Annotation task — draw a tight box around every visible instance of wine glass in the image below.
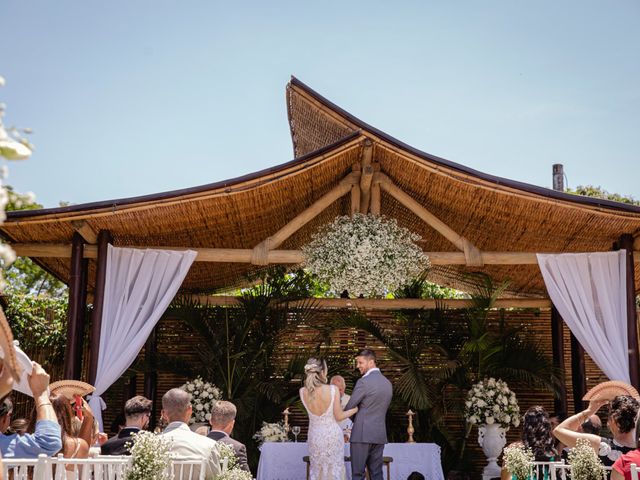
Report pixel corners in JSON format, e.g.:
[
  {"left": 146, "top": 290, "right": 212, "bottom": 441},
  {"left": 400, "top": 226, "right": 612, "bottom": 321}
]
[{"left": 292, "top": 426, "right": 301, "bottom": 442}]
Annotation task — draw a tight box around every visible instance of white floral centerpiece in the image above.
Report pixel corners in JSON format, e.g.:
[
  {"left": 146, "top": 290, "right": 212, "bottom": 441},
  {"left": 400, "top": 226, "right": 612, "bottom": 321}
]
[
  {"left": 465, "top": 377, "right": 520, "bottom": 428},
  {"left": 180, "top": 377, "right": 221, "bottom": 424},
  {"left": 124, "top": 431, "right": 172, "bottom": 480},
  {"left": 568, "top": 438, "right": 606, "bottom": 480},
  {"left": 253, "top": 421, "right": 288, "bottom": 445},
  {"left": 502, "top": 444, "right": 534, "bottom": 480},
  {"left": 302, "top": 214, "right": 430, "bottom": 297}
]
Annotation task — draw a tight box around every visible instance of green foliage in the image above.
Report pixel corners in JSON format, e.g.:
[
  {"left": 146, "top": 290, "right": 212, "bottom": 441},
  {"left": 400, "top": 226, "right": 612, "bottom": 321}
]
[
  {"left": 394, "top": 273, "right": 466, "bottom": 299},
  {"left": 5, "top": 257, "right": 67, "bottom": 297},
  {"left": 2, "top": 293, "right": 68, "bottom": 364},
  {"left": 565, "top": 185, "right": 640, "bottom": 206}
]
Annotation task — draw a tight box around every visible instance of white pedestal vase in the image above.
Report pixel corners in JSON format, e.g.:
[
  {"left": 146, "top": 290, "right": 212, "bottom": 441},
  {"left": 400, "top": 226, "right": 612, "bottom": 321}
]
[{"left": 478, "top": 423, "right": 507, "bottom": 480}]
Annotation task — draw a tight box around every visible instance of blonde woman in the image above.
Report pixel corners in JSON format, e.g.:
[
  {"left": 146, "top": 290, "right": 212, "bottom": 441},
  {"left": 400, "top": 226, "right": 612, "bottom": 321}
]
[{"left": 299, "top": 358, "right": 358, "bottom": 480}]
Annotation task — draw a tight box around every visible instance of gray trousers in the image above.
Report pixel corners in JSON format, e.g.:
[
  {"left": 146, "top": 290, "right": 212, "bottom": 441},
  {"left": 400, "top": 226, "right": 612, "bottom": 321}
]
[{"left": 350, "top": 443, "right": 384, "bottom": 480}]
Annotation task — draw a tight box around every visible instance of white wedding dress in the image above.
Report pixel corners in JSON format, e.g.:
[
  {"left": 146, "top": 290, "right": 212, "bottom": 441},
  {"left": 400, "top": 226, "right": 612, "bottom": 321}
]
[{"left": 300, "top": 385, "right": 346, "bottom": 480}]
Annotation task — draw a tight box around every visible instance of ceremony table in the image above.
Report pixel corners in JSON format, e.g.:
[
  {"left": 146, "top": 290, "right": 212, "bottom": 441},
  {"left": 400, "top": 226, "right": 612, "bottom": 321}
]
[{"left": 257, "top": 442, "right": 445, "bottom": 480}]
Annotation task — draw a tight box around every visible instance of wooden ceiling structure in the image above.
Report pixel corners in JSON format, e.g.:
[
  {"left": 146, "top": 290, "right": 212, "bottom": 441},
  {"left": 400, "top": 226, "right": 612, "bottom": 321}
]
[{"left": 2, "top": 77, "right": 639, "bottom": 405}]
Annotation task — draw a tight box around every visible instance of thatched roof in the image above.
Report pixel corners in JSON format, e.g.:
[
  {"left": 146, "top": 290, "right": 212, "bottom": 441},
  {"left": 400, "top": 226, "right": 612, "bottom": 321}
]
[{"left": 2, "top": 77, "right": 639, "bottom": 295}]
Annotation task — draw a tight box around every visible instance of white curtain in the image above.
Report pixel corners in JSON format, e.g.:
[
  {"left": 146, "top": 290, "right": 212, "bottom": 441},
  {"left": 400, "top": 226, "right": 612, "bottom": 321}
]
[
  {"left": 88, "top": 246, "right": 197, "bottom": 431},
  {"left": 537, "top": 251, "right": 629, "bottom": 383}
]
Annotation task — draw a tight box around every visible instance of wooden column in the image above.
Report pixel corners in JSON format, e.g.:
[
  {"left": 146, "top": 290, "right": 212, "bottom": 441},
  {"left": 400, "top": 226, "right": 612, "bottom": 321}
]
[
  {"left": 618, "top": 234, "right": 640, "bottom": 389},
  {"left": 144, "top": 326, "right": 158, "bottom": 430},
  {"left": 88, "top": 230, "right": 112, "bottom": 385},
  {"left": 64, "top": 233, "right": 88, "bottom": 380},
  {"left": 570, "top": 332, "right": 587, "bottom": 413},
  {"left": 551, "top": 306, "right": 568, "bottom": 415}
]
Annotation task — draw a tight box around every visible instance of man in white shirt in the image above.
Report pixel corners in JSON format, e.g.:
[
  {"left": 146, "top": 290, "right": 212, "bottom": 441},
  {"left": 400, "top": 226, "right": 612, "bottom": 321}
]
[
  {"left": 161, "top": 388, "right": 221, "bottom": 479},
  {"left": 330, "top": 375, "right": 352, "bottom": 441}
]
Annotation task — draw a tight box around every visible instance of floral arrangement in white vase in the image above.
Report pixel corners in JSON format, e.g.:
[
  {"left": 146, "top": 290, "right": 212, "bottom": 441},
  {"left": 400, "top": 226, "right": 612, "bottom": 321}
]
[
  {"left": 303, "top": 214, "right": 430, "bottom": 297},
  {"left": 465, "top": 377, "right": 520, "bottom": 428},
  {"left": 124, "top": 431, "right": 172, "bottom": 480},
  {"left": 568, "top": 438, "right": 606, "bottom": 480},
  {"left": 180, "top": 377, "right": 221, "bottom": 424},
  {"left": 252, "top": 421, "right": 288, "bottom": 445}
]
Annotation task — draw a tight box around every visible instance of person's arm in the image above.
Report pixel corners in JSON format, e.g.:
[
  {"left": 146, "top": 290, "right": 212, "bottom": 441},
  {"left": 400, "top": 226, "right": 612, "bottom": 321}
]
[
  {"left": 552, "top": 399, "right": 606, "bottom": 452},
  {"left": 236, "top": 444, "right": 250, "bottom": 473},
  {"left": 27, "top": 362, "right": 62, "bottom": 456},
  {"left": 78, "top": 399, "right": 94, "bottom": 446},
  {"left": 611, "top": 456, "right": 626, "bottom": 480},
  {"left": 344, "top": 379, "right": 366, "bottom": 411},
  {"left": 333, "top": 388, "right": 357, "bottom": 421}
]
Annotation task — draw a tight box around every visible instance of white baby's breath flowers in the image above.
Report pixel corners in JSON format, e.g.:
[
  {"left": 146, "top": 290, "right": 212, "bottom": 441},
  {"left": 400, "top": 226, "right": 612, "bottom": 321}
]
[
  {"left": 124, "top": 431, "right": 172, "bottom": 480},
  {"left": 252, "top": 421, "right": 288, "bottom": 445},
  {"left": 464, "top": 378, "right": 520, "bottom": 429},
  {"left": 568, "top": 438, "right": 606, "bottom": 480},
  {"left": 217, "top": 469, "right": 253, "bottom": 480},
  {"left": 303, "top": 214, "right": 430, "bottom": 297},
  {"left": 180, "top": 377, "right": 221, "bottom": 424},
  {"left": 503, "top": 444, "right": 534, "bottom": 480}
]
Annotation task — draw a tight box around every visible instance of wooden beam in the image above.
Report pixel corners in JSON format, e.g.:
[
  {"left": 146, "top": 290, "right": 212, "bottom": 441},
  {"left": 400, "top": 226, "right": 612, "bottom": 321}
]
[
  {"left": 64, "top": 232, "right": 88, "bottom": 380},
  {"left": 350, "top": 184, "right": 361, "bottom": 215},
  {"left": 11, "top": 244, "right": 640, "bottom": 265},
  {"left": 182, "top": 295, "right": 552, "bottom": 310},
  {"left": 551, "top": 306, "right": 568, "bottom": 415},
  {"left": 571, "top": 332, "right": 587, "bottom": 414},
  {"left": 618, "top": 234, "right": 640, "bottom": 389},
  {"left": 144, "top": 326, "right": 158, "bottom": 431},
  {"left": 71, "top": 220, "right": 98, "bottom": 244},
  {"left": 88, "top": 230, "right": 112, "bottom": 386},
  {"left": 376, "top": 173, "right": 483, "bottom": 266},
  {"left": 359, "top": 139, "right": 374, "bottom": 214},
  {"left": 251, "top": 172, "right": 359, "bottom": 265}
]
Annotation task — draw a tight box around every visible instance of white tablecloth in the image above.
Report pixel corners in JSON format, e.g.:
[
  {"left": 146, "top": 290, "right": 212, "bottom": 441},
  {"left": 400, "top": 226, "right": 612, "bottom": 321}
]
[{"left": 256, "top": 442, "right": 444, "bottom": 480}]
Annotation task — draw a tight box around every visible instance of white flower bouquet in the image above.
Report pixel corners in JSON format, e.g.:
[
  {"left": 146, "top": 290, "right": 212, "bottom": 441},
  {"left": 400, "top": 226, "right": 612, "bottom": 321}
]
[
  {"left": 465, "top": 377, "right": 520, "bottom": 428},
  {"left": 124, "top": 431, "right": 172, "bottom": 480},
  {"left": 568, "top": 438, "right": 606, "bottom": 480},
  {"left": 302, "top": 214, "right": 430, "bottom": 297},
  {"left": 252, "top": 421, "right": 288, "bottom": 445},
  {"left": 216, "top": 469, "right": 253, "bottom": 480},
  {"left": 502, "top": 444, "right": 534, "bottom": 480},
  {"left": 180, "top": 377, "right": 221, "bottom": 424},
  {"left": 218, "top": 442, "right": 238, "bottom": 471}
]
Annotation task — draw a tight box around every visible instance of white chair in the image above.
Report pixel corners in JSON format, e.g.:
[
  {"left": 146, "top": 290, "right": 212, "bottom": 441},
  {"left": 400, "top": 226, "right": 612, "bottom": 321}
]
[
  {"left": 2, "top": 454, "right": 48, "bottom": 480},
  {"left": 530, "top": 460, "right": 566, "bottom": 480},
  {"left": 553, "top": 463, "right": 611, "bottom": 480},
  {"left": 169, "top": 457, "right": 207, "bottom": 480},
  {"left": 630, "top": 462, "right": 639, "bottom": 480},
  {"left": 50, "top": 454, "right": 130, "bottom": 480}
]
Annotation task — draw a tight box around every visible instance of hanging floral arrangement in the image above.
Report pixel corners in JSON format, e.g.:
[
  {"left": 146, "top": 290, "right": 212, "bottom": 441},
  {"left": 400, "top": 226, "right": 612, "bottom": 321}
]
[{"left": 302, "top": 214, "right": 430, "bottom": 297}]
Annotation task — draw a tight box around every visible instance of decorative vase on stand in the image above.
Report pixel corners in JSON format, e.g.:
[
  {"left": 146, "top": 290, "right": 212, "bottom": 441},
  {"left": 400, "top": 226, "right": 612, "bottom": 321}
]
[{"left": 478, "top": 423, "right": 507, "bottom": 480}]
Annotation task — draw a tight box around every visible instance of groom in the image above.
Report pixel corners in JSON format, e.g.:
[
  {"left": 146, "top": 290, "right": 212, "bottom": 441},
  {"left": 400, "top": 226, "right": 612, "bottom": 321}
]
[{"left": 345, "top": 349, "right": 393, "bottom": 480}]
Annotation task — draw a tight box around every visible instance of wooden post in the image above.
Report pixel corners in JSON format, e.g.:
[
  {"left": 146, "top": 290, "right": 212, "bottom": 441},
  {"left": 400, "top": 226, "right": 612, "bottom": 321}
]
[
  {"left": 570, "top": 332, "right": 587, "bottom": 413},
  {"left": 88, "top": 230, "right": 112, "bottom": 385},
  {"left": 64, "top": 233, "right": 88, "bottom": 380},
  {"left": 551, "top": 306, "right": 568, "bottom": 415},
  {"left": 618, "top": 234, "right": 640, "bottom": 389},
  {"left": 144, "top": 326, "right": 158, "bottom": 430}
]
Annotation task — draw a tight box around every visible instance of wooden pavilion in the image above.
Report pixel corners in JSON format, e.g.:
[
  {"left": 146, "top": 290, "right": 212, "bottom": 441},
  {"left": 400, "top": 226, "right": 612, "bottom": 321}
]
[{"left": 2, "top": 77, "right": 640, "bottom": 418}]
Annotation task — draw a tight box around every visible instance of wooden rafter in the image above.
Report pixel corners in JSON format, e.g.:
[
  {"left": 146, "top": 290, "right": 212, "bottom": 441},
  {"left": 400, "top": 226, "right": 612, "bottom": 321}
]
[
  {"left": 359, "top": 139, "right": 374, "bottom": 214},
  {"left": 71, "top": 220, "right": 98, "bottom": 244}
]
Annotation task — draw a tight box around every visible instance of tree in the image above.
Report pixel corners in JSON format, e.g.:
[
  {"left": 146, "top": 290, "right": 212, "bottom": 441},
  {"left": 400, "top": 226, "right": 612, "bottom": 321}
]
[{"left": 566, "top": 185, "right": 640, "bottom": 206}]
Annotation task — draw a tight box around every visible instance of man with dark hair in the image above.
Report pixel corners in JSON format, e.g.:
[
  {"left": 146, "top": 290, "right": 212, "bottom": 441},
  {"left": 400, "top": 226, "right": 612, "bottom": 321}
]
[
  {"left": 580, "top": 414, "right": 602, "bottom": 435},
  {"left": 207, "top": 401, "right": 250, "bottom": 472},
  {"left": 345, "top": 348, "right": 393, "bottom": 480},
  {"left": 101, "top": 395, "right": 152, "bottom": 455}
]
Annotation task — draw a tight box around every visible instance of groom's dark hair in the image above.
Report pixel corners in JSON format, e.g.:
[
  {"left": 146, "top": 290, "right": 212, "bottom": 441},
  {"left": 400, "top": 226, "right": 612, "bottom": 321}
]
[{"left": 357, "top": 349, "right": 376, "bottom": 362}]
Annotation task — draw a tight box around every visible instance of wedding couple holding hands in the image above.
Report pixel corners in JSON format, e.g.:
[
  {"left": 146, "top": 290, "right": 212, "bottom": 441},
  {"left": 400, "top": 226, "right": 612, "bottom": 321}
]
[{"left": 299, "top": 349, "right": 393, "bottom": 480}]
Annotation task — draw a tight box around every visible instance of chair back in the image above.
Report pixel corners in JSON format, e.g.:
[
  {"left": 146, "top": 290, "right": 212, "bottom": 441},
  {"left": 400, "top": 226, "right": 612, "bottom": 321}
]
[
  {"left": 50, "top": 454, "right": 130, "bottom": 480},
  {"left": 2, "top": 455, "right": 48, "bottom": 480},
  {"left": 169, "top": 457, "right": 207, "bottom": 480},
  {"left": 630, "top": 463, "right": 639, "bottom": 480},
  {"left": 530, "top": 460, "right": 566, "bottom": 480},
  {"left": 553, "top": 463, "right": 611, "bottom": 480}
]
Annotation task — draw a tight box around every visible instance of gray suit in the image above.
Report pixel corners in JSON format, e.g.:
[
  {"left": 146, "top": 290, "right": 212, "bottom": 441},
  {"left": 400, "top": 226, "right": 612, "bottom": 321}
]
[
  {"left": 207, "top": 430, "right": 250, "bottom": 473},
  {"left": 345, "top": 369, "right": 393, "bottom": 480}
]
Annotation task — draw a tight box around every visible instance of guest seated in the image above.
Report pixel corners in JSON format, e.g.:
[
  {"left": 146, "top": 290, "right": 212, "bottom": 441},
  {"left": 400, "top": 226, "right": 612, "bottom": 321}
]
[
  {"left": 0, "top": 362, "right": 62, "bottom": 458},
  {"left": 8, "top": 418, "right": 28, "bottom": 436},
  {"left": 501, "top": 406, "right": 557, "bottom": 480},
  {"left": 330, "top": 375, "right": 353, "bottom": 442},
  {"left": 407, "top": 473, "right": 425, "bottom": 480},
  {"left": 611, "top": 415, "right": 640, "bottom": 480},
  {"left": 0, "top": 398, "right": 13, "bottom": 434},
  {"left": 553, "top": 396, "right": 639, "bottom": 468},
  {"left": 101, "top": 395, "right": 152, "bottom": 456},
  {"left": 207, "top": 400, "right": 250, "bottom": 473},
  {"left": 161, "top": 388, "right": 220, "bottom": 479},
  {"left": 48, "top": 394, "right": 94, "bottom": 463}
]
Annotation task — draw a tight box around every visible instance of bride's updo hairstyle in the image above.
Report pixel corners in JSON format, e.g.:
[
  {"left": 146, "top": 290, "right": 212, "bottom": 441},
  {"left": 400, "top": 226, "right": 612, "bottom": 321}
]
[{"left": 304, "top": 357, "right": 328, "bottom": 397}]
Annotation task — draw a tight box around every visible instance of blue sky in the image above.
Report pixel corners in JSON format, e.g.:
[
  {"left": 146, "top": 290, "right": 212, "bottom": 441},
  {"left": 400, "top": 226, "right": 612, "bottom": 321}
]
[{"left": 1, "top": 1, "right": 638, "bottom": 207}]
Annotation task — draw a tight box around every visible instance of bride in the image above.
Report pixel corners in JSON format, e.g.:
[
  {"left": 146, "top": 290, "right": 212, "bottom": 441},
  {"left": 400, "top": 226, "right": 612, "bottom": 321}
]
[{"left": 299, "top": 358, "right": 358, "bottom": 480}]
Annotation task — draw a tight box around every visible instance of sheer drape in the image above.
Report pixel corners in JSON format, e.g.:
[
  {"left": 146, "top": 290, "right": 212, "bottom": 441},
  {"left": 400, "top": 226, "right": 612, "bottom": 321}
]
[
  {"left": 88, "top": 246, "right": 197, "bottom": 430},
  {"left": 537, "top": 251, "right": 629, "bottom": 382}
]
